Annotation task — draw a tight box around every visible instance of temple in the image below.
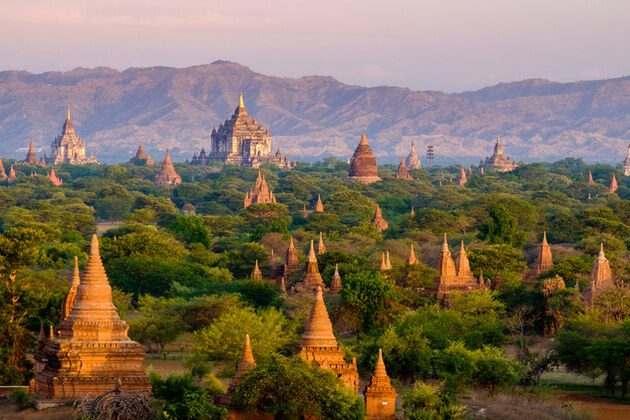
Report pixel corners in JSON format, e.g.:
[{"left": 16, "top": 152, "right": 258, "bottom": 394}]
[
  {"left": 250, "top": 260, "right": 263, "bottom": 281},
  {"left": 154, "top": 150, "right": 182, "bottom": 187},
  {"left": 283, "top": 237, "right": 301, "bottom": 276},
  {"left": 0, "top": 156, "right": 7, "bottom": 180},
  {"left": 396, "top": 156, "right": 412, "bottom": 180},
  {"left": 364, "top": 348, "right": 397, "bottom": 420},
  {"left": 191, "top": 93, "right": 291, "bottom": 168},
  {"left": 315, "top": 194, "right": 324, "bottom": 212},
  {"left": 437, "top": 235, "right": 482, "bottom": 300},
  {"left": 380, "top": 252, "right": 392, "bottom": 271},
  {"left": 299, "top": 287, "right": 359, "bottom": 394},
  {"left": 24, "top": 139, "right": 41, "bottom": 165},
  {"left": 45, "top": 106, "right": 99, "bottom": 165},
  {"left": 406, "top": 142, "right": 421, "bottom": 170},
  {"left": 479, "top": 135, "right": 518, "bottom": 172},
  {"left": 587, "top": 171, "right": 595, "bottom": 184},
  {"left": 583, "top": 244, "right": 614, "bottom": 308},
  {"left": 129, "top": 144, "right": 154, "bottom": 165},
  {"left": 330, "top": 264, "right": 342, "bottom": 292},
  {"left": 457, "top": 167, "right": 467, "bottom": 186},
  {"left": 371, "top": 204, "right": 388, "bottom": 232},
  {"left": 243, "top": 171, "right": 276, "bottom": 208},
  {"left": 624, "top": 145, "right": 630, "bottom": 176},
  {"left": 294, "top": 240, "right": 326, "bottom": 293},
  {"left": 7, "top": 166, "right": 16, "bottom": 184},
  {"left": 47, "top": 168, "right": 63, "bottom": 186},
  {"left": 317, "top": 232, "right": 326, "bottom": 255},
  {"left": 406, "top": 243, "right": 418, "bottom": 265},
  {"left": 532, "top": 232, "right": 553, "bottom": 277},
  {"left": 346, "top": 134, "right": 381, "bottom": 184},
  {"left": 230, "top": 334, "right": 256, "bottom": 388},
  {"left": 609, "top": 174, "right": 618, "bottom": 193},
  {"left": 34, "top": 236, "right": 149, "bottom": 399}
]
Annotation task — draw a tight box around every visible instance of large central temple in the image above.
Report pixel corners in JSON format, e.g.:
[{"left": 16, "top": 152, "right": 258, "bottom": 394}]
[
  {"left": 44, "top": 107, "right": 99, "bottom": 165},
  {"left": 190, "top": 93, "right": 291, "bottom": 169}
]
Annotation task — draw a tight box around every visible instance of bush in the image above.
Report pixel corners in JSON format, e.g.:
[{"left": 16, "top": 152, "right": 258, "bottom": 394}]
[
  {"left": 403, "top": 381, "right": 467, "bottom": 420},
  {"left": 9, "top": 388, "right": 31, "bottom": 410}
]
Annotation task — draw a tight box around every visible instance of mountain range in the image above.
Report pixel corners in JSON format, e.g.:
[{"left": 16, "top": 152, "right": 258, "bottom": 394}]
[{"left": 0, "top": 60, "right": 629, "bottom": 164}]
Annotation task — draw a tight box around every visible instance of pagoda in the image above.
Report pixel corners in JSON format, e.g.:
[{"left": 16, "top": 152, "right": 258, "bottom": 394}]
[
  {"left": 437, "top": 234, "right": 481, "bottom": 300},
  {"left": 34, "top": 236, "right": 149, "bottom": 399},
  {"left": 192, "top": 93, "right": 290, "bottom": 168},
  {"left": 532, "top": 232, "right": 553, "bottom": 277},
  {"left": 243, "top": 171, "right": 276, "bottom": 208},
  {"left": 294, "top": 240, "right": 326, "bottom": 293},
  {"left": 317, "top": 232, "right": 326, "bottom": 255},
  {"left": 406, "top": 142, "right": 421, "bottom": 170},
  {"left": 587, "top": 171, "right": 595, "bottom": 184},
  {"left": 283, "top": 236, "right": 301, "bottom": 276},
  {"left": 251, "top": 260, "right": 263, "bottom": 281},
  {"left": 479, "top": 135, "right": 518, "bottom": 172},
  {"left": 583, "top": 244, "right": 614, "bottom": 308},
  {"left": 0, "top": 155, "right": 7, "bottom": 180},
  {"left": 47, "top": 168, "right": 63, "bottom": 186},
  {"left": 230, "top": 334, "right": 256, "bottom": 388},
  {"left": 457, "top": 167, "right": 467, "bottom": 186},
  {"left": 24, "top": 139, "right": 40, "bottom": 164},
  {"left": 406, "top": 243, "right": 418, "bottom": 265},
  {"left": 7, "top": 166, "right": 16, "bottom": 184},
  {"left": 330, "top": 264, "right": 342, "bottom": 292},
  {"left": 154, "top": 150, "right": 182, "bottom": 187},
  {"left": 315, "top": 194, "right": 324, "bottom": 212},
  {"left": 301, "top": 204, "right": 309, "bottom": 218},
  {"left": 624, "top": 145, "right": 630, "bottom": 176},
  {"left": 609, "top": 174, "right": 618, "bottom": 193},
  {"left": 45, "top": 106, "right": 98, "bottom": 165},
  {"left": 364, "top": 349, "right": 397, "bottom": 419},
  {"left": 299, "top": 287, "right": 359, "bottom": 394},
  {"left": 396, "top": 156, "right": 412, "bottom": 180},
  {"left": 345, "top": 134, "right": 381, "bottom": 184},
  {"left": 130, "top": 144, "right": 153, "bottom": 164},
  {"left": 455, "top": 241, "right": 475, "bottom": 284},
  {"left": 371, "top": 204, "right": 388, "bottom": 232}
]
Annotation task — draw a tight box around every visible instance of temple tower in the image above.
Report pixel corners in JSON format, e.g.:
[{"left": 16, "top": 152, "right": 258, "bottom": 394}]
[
  {"left": 317, "top": 232, "right": 326, "bottom": 255},
  {"left": 24, "top": 139, "right": 39, "bottom": 164},
  {"left": 34, "top": 235, "right": 149, "bottom": 399},
  {"left": 47, "top": 168, "right": 63, "bottom": 186},
  {"left": 406, "top": 243, "right": 418, "bottom": 265},
  {"left": 371, "top": 204, "right": 388, "bottom": 232},
  {"left": 46, "top": 106, "right": 98, "bottom": 165},
  {"left": 243, "top": 171, "right": 276, "bottom": 207},
  {"left": 479, "top": 135, "right": 518, "bottom": 172},
  {"left": 0, "top": 155, "right": 6, "bottom": 180},
  {"left": 283, "top": 236, "right": 301, "bottom": 276},
  {"left": 364, "top": 348, "right": 397, "bottom": 419},
  {"left": 457, "top": 167, "right": 467, "bottom": 186},
  {"left": 251, "top": 260, "right": 263, "bottom": 282},
  {"left": 330, "top": 264, "right": 342, "bottom": 293},
  {"left": 583, "top": 244, "right": 614, "bottom": 308},
  {"left": 230, "top": 334, "right": 256, "bottom": 388},
  {"left": 130, "top": 144, "right": 149, "bottom": 164},
  {"left": 587, "top": 171, "right": 595, "bottom": 184},
  {"left": 396, "top": 156, "right": 412, "bottom": 180},
  {"left": 7, "top": 166, "right": 16, "bottom": 184},
  {"left": 154, "top": 150, "right": 182, "bottom": 187},
  {"left": 315, "top": 194, "right": 324, "bottom": 212},
  {"left": 624, "top": 145, "right": 630, "bottom": 176},
  {"left": 456, "top": 241, "right": 475, "bottom": 284},
  {"left": 532, "top": 232, "right": 553, "bottom": 276},
  {"left": 406, "top": 142, "right": 421, "bottom": 170},
  {"left": 437, "top": 234, "right": 458, "bottom": 296},
  {"left": 294, "top": 240, "right": 325, "bottom": 293},
  {"left": 346, "top": 134, "right": 381, "bottom": 184},
  {"left": 299, "top": 287, "right": 359, "bottom": 394},
  {"left": 610, "top": 174, "right": 618, "bottom": 193}
]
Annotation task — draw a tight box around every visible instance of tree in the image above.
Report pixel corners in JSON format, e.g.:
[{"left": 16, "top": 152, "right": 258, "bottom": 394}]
[
  {"left": 467, "top": 244, "right": 526, "bottom": 283},
  {"left": 150, "top": 372, "right": 227, "bottom": 419},
  {"left": 128, "top": 295, "right": 184, "bottom": 358},
  {"left": 169, "top": 215, "right": 212, "bottom": 248},
  {"left": 478, "top": 203, "right": 525, "bottom": 247},
  {"left": 241, "top": 203, "right": 290, "bottom": 241},
  {"left": 340, "top": 271, "right": 397, "bottom": 331},
  {"left": 402, "top": 381, "right": 467, "bottom": 420},
  {"left": 230, "top": 355, "right": 365, "bottom": 419}
]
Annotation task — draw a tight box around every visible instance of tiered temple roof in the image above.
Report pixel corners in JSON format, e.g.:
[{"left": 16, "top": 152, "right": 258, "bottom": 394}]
[
  {"left": 315, "top": 194, "right": 324, "bottom": 212},
  {"left": 243, "top": 171, "right": 276, "bottom": 208},
  {"left": 230, "top": 334, "right": 256, "bottom": 387},
  {"left": 317, "top": 232, "right": 326, "bottom": 255},
  {"left": 437, "top": 234, "right": 482, "bottom": 300},
  {"left": 583, "top": 243, "right": 614, "bottom": 308},
  {"left": 406, "top": 142, "right": 421, "bottom": 170},
  {"left": 330, "top": 264, "right": 342, "bottom": 292},
  {"left": 45, "top": 106, "right": 98, "bottom": 165},
  {"left": 479, "top": 135, "right": 518, "bottom": 172},
  {"left": 364, "top": 348, "right": 397, "bottom": 419},
  {"left": 532, "top": 232, "right": 553, "bottom": 277},
  {"left": 283, "top": 236, "right": 301, "bottom": 276},
  {"left": 34, "top": 235, "right": 149, "bottom": 399},
  {"left": 294, "top": 240, "right": 326, "bottom": 293},
  {"left": 251, "top": 260, "right": 263, "bottom": 281},
  {"left": 24, "top": 139, "right": 40, "bottom": 164},
  {"left": 346, "top": 134, "right": 381, "bottom": 184},
  {"left": 299, "top": 287, "right": 359, "bottom": 394},
  {"left": 371, "top": 204, "right": 388, "bottom": 232},
  {"left": 154, "top": 149, "right": 182, "bottom": 187},
  {"left": 47, "top": 168, "right": 63, "bottom": 186},
  {"left": 130, "top": 144, "right": 154, "bottom": 165},
  {"left": 396, "top": 156, "right": 412, "bottom": 180}
]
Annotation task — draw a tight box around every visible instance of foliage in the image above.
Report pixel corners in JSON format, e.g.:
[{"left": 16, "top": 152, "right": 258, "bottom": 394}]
[
  {"left": 402, "top": 381, "right": 467, "bottom": 420},
  {"left": 169, "top": 215, "right": 211, "bottom": 248},
  {"left": 128, "top": 296, "right": 185, "bottom": 357},
  {"left": 340, "top": 271, "right": 398, "bottom": 331},
  {"left": 478, "top": 203, "right": 526, "bottom": 247}
]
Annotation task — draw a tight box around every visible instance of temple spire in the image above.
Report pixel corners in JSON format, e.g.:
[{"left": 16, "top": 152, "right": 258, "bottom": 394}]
[
  {"left": 407, "top": 243, "right": 418, "bottom": 265},
  {"left": 67, "top": 105, "right": 70, "bottom": 120},
  {"left": 239, "top": 92, "right": 244, "bottom": 108},
  {"left": 232, "top": 334, "right": 256, "bottom": 386},
  {"left": 300, "top": 287, "right": 337, "bottom": 347}
]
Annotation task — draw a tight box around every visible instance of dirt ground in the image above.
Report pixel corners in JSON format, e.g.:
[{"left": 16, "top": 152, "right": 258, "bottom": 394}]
[
  {"left": 558, "top": 392, "right": 630, "bottom": 420},
  {"left": 0, "top": 402, "right": 73, "bottom": 420}
]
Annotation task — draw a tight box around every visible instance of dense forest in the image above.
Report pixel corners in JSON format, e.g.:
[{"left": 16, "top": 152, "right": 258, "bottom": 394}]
[{"left": 2, "top": 156, "right": 630, "bottom": 419}]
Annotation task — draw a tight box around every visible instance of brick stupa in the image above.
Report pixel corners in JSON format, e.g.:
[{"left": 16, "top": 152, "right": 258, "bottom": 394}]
[
  {"left": 283, "top": 236, "right": 301, "bottom": 276},
  {"left": 583, "top": 243, "right": 614, "bottom": 308},
  {"left": 345, "top": 134, "right": 381, "bottom": 184},
  {"left": 587, "top": 171, "right": 595, "bottom": 184},
  {"left": 330, "top": 264, "right": 342, "bottom": 292},
  {"left": 47, "top": 168, "right": 63, "bottom": 186},
  {"left": 154, "top": 149, "right": 182, "bottom": 187},
  {"left": 609, "top": 174, "right": 618, "bottom": 193},
  {"left": 24, "top": 139, "right": 40, "bottom": 164},
  {"left": 0, "top": 155, "right": 7, "bottom": 180},
  {"left": 364, "top": 348, "right": 397, "bottom": 419},
  {"left": 457, "top": 167, "right": 467, "bottom": 186},
  {"left": 294, "top": 240, "right": 326, "bottom": 293},
  {"left": 396, "top": 156, "right": 412, "bottom": 180},
  {"left": 317, "top": 232, "right": 326, "bottom": 255},
  {"left": 371, "top": 204, "right": 388, "bottom": 232},
  {"left": 299, "top": 287, "right": 358, "bottom": 394},
  {"left": 406, "top": 243, "right": 418, "bottom": 265},
  {"left": 406, "top": 142, "right": 421, "bottom": 170},
  {"left": 130, "top": 144, "right": 153, "bottom": 164},
  {"left": 34, "top": 235, "right": 150, "bottom": 399},
  {"left": 437, "top": 234, "right": 481, "bottom": 300},
  {"left": 244, "top": 171, "right": 276, "bottom": 208},
  {"left": 315, "top": 194, "right": 324, "bottom": 212},
  {"left": 7, "top": 165, "right": 16, "bottom": 184},
  {"left": 532, "top": 232, "right": 553, "bottom": 277},
  {"left": 251, "top": 260, "right": 263, "bottom": 281},
  {"left": 231, "top": 334, "right": 256, "bottom": 388}
]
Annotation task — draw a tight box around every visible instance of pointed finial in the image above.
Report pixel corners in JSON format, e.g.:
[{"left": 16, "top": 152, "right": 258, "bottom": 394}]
[
  {"left": 49, "top": 325, "right": 54, "bottom": 339},
  {"left": 289, "top": 236, "right": 295, "bottom": 249},
  {"left": 599, "top": 243, "right": 605, "bottom": 259},
  {"left": 72, "top": 255, "right": 80, "bottom": 285},
  {"left": 67, "top": 105, "right": 70, "bottom": 120},
  {"left": 442, "top": 233, "right": 449, "bottom": 251},
  {"left": 239, "top": 91, "right": 244, "bottom": 107},
  {"left": 308, "top": 239, "right": 316, "bottom": 259},
  {"left": 374, "top": 348, "right": 387, "bottom": 376}
]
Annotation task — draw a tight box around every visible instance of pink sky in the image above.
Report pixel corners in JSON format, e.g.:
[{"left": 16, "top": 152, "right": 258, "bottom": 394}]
[{"left": 0, "top": 0, "right": 628, "bottom": 92}]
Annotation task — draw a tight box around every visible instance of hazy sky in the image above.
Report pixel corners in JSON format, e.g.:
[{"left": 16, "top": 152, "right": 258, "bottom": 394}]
[{"left": 1, "top": 0, "right": 628, "bottom": 92}]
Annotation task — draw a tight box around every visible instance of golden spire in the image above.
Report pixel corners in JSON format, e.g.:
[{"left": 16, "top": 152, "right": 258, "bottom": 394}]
[
  {"left": 374, "top": 348, "right": 387, "bottom": 376},
  {"left": 72, "top": 255, "right": 80, "bottom": 286},
  {"left": 232, "top": 333, "right": 256, "bottom": 386},
  {"left": 407, "top": 243, "right": 418, "bottom": 265},
  {"left": 300, "top": 287, "right": 338, "bottom": 348},
  {"left": 239, "top": 91, "right": 244, "bottom": 107},
  {"left": 67, "top": 105, "right": 70, "bottom": 120}
]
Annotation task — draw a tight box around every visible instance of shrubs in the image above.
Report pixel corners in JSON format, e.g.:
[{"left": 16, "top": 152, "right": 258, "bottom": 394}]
[
  {"left": 403, "top": 381, "right": 467, "bottom": 420},
  {"left": 9, "top": 388, "right": 31, "bottom": 410}
]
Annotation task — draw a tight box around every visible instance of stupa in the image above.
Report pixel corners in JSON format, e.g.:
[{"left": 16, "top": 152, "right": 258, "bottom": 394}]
[
  {"left": 243, "top": 171, "right": 276, "bottom": 208},
  {"left": 396, "top": 156, "right": 412, "bottom": 180},
  {"left": 24, "top": 139, "right": 40, "bottom": 164},
  {"left": 406, "top": 142, "right": 421, "bottom": 170},
  {"left": 330, "top": 264, "right": 342, "bottom": 292},
  {"left": 345, "top": 134, "right": 381, "bottom": 184},
  {"left": 230, "top": 334, "right": 256, "bottom": 388},
  {"left": 299, "top": 287, "right": 359, "bottom": 393},
  {"left": 34, "top": 236, "right": 149, "bottom": 399},
  {"left": 0, "top": 156, "right": 7, "bottom": 180},
  {"left": 479, "top": 135, "right": 518, "bottom": 172},
  {"left": 380, "top": 253, "right": 388, "bottom": 271},
  {"left": 371, "top": 204, "right": 388, "bottom": 232},
  {"left": 7, "top": 166, "right": 16, "bottom": 184},
  {"left": 129, "top": 144, "right": 153, "bottom": 164},
  {"left": 317, "top": 232, "right": 326, "bottom": 255},
  {"left": 583, "top": 244, "right": 614, "bottom": 308},
  {"left": 609, "top": 174, "right": 618, "bottom": 193},
  {"left": 457, "top": 167, "right": 467, "bottom": 186},
  {"left": 410, "top": 207, "right": 415, "bottom": 217},
  {"left": 437, "top": 234, "right": 481, "bottom": 300},
  {"left": 406, "top": 243, "right": 418, "bottom": 265},
  {"left": 45, "top": 106, "right": 98, "bottom": 165},
  {"left": 301, "top": 204, "right": 309, "bottom": 218},
  {"left": 587, "top": 171, "right": 595, "bottom": 184},
  {"left": 315, "top": 194, "right": 324, "bottom": 212},
  {"left": 532, "top": 232, "right": 553, "bottom": 277},
  {"left": 47, "top": 168, "right": 63, "bottom": 186},
  {"left": 364, "top": 348, "right": 397, "bottom": 419},
  {"left": 283, "top": 236, "right": 301, "bottom": 276},
  {"left": 294, "top": 240, "right": 326, "bottom": 293},
  {"left": 154, "top": 150, "right": 182, "bottom": 187},
  {"left": 455, "top": 241, "right": 475, "bottom": 284},
  {"left": 624, "top": 145, "right": 630, "bottom": 176},
  {"left": 251, "top": 260, "right": 263, "bottom": 281}
]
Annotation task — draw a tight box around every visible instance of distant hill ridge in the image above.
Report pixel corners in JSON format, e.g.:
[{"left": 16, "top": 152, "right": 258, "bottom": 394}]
[{"left": 0, "top": 60, "right": 629, "bottom": 164}]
